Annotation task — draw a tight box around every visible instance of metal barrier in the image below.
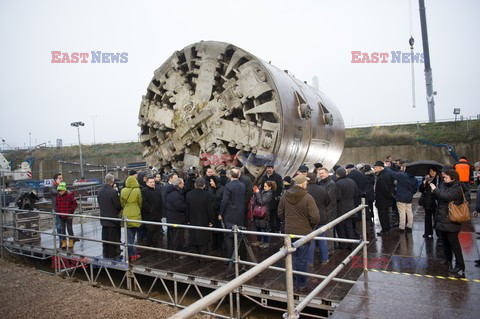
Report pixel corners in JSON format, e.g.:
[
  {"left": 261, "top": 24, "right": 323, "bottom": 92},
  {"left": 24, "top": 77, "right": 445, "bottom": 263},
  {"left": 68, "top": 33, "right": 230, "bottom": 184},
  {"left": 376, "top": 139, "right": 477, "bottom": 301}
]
[
  {"left": 0, "top": 192, "right": 369, "bottom": 318},
  {"left": 171, "top": 201, "right": 369, "bottom": 319}
]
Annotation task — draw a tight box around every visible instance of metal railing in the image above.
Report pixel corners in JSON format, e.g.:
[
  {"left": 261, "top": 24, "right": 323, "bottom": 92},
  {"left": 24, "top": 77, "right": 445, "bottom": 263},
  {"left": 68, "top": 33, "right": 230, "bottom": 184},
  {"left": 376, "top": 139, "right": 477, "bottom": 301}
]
[
  {"left": 171, "top": 200, "right": 369, "bottom": 319},
  {"left": 0, "top": 189, "right": 369, "bottom": 318}
]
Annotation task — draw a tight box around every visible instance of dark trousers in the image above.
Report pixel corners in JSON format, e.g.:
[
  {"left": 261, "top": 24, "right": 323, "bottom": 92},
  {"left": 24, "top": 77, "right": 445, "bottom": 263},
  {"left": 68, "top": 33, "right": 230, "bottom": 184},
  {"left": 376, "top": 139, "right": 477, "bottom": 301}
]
[
  {"left": 146, "top": 224, "right": 161, "bottom": 247},
  {"left": 377, "top": 208, "right": 391, "bottom": 232},
  {"left": 439, "top": 231, "right": 465, "bottom": 269},
  {"left": 168, "top": 227, "right": 185, "bottom": 251},
  {"left": 336, "top": 218, "right": 355, "bottom": 249},
  {"left": 193, "top": 244, "right": 208, "bottom": 261},
  {"left": 102, "top": 226, "right": 121, "bottom": 258},
  {"left": 367, "top": 200, "right": 374, "bottom": 220},
  {"left": 60, "top": 218, "right": 74, "bottom": 237},
  {"left": 424, "top": 208, "right": 436, "bottom": 236}
]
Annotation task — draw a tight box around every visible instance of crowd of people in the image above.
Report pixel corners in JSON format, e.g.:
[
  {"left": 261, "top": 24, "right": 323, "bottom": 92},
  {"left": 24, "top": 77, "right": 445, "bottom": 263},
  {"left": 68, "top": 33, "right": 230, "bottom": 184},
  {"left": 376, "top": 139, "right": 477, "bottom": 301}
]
[{"left": 50, "top": 154, "right": 480, "bottom": 291}]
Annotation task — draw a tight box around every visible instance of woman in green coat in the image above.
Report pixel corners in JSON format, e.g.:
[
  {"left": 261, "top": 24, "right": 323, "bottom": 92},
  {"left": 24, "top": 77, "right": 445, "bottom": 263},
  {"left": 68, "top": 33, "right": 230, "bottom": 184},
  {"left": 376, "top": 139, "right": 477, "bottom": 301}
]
[{"left": 120, "top": 176, "right": 142, "bottom": 261}]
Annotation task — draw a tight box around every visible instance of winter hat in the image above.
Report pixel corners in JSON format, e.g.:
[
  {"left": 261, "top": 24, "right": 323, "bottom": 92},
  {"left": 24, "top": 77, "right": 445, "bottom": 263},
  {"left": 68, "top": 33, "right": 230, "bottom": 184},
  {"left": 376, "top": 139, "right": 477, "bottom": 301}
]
[
  {"left": 57, "top": 182, "right": 67, "bottom": 191},
  {"left": 373, "top": 161, "right": 385, "bottom": 167},
  {"left": 298, "top": 164, "right": 309, "bottom": 172},
  {"left": 345, "top": 164, "right": 355, "bottom": 169},
  {"left": 292, "top": 175, "right": 308, "bottom": 185},
  {"left": 335, "top": 167, "right": 347, "bottom": 178}
]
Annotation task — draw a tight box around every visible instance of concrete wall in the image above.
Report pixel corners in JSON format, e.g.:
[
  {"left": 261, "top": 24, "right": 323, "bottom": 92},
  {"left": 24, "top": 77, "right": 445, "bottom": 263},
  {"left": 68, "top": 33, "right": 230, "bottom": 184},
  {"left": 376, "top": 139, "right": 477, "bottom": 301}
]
[{"left": 338, "top": 143, "right": 480, "bottom": 166}]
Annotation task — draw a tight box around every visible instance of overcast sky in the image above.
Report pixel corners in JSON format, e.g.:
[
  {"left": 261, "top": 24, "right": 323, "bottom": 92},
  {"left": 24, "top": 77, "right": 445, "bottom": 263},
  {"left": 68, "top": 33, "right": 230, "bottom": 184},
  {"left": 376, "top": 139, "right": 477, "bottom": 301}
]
[{"left": 0, "top": 0, "right": 478, "bottom": 148}]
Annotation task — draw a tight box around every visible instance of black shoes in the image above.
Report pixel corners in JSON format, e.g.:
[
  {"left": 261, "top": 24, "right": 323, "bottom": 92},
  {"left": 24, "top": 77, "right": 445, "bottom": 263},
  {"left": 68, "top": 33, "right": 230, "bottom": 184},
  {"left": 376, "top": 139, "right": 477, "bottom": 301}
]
[
  {"left": 405, "top": 227, "right": 412, "bottom": 233},
  {"left": 376, "top": 231, "right": 389, "bottom": 236},
  {"left": 449, "top": 266, "right": 465, "bottom": 275},
  {"left": 423, "top": 234, "right": 433, "bottom": 239}
]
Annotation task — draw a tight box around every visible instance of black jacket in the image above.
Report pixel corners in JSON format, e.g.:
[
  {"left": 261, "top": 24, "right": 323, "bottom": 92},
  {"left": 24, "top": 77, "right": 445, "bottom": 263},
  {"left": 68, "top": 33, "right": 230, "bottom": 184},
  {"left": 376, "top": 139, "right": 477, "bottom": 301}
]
[
  {"left": 239, "top": 175, "right": 254, "bottom": 212},
  {"left": 141, "top": 186, "right": 163, "bottom": 221},
  {"left": 375, "top": 169, "right": 394, "bottom": 209},
  {"left": 259, "top": 172, "right": 284, "bottom": 198},
  {"left": 307, "top": 182, "right": 330, "bottom": 225},
  {"left": 253, "top": 190, "right": 274, "bottom": 228},
  {"left": 319, "top": 176, "right": 337, "bottom": 222},
  {"left": 419, "top": 175, "right": 440, "bottom": 211},
  {"left": 166, "top": 184, "right": 187, "bottom": 224},
  {"left": 364, "top": 171, "right": 375, "bottom": 202},
  {"left": 186, "top": 188, "right": 214, "bottom": 246},
  {"left": 97, "top": 184, "right": 122, "bottom": 227},
  {"left": 220, "top": 179, "right": 246, "bottom": 228},
  {"left": 433, "top": 181, "right": 465, "bottom": 233},
  {"left": 336, "top": 176, "right": 358, "bottom": 217},
  {"left": 347, "top": 169, "right": 368, "bottom": 206}
]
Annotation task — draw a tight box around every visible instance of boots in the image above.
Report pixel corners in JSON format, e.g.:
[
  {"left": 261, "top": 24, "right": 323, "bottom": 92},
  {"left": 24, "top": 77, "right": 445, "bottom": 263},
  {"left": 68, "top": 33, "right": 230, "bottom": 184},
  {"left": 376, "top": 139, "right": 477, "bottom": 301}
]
[
  {"left": 68, "top": 239, "right": 74, "bottom": 248},
  {"left": 61, "top": 239, "right": 67, "bottom": 248}
]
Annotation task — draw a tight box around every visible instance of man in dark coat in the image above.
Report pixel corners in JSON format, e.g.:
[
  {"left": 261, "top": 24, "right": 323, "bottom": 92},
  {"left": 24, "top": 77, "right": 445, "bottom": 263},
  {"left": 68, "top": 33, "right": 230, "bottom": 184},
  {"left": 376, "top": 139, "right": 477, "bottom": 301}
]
[
  {"left": 346, "top": 164, "right": 368, "bottom": 207},
  {"left": 219, "top": 168, "right": 246, "bottom": 264},
  {"left": 318, "top": 168, "right": 337, "bottom": 254},
  {"left": 306, "top": 172, "right": 330, "bottom": 264},
  {"left": 374, "top": 161, "right": 395, "bottom": 235},
  {"left": 141, "top": 176, "right": 164, "bottom": 247},
  {"left": 97, "top": 173, "right": 123, "bottom": 259},
  {"left": 335, "top": 167, "right": 358, "bottom": 250},
  {"left": 239, "top": 172, "right": 254, "bottom": 227},
  {"left": 166, "top": 178, "right": 187, "bottom": 253},
  {"left": 259, "top": 164, "right": 283, "bottom": 232},
  {"left": 186, "top": 178, "right": 214, "bottom": 259},
  {"left": 207, "top": 176, "right": 225, "bottom": 252}
]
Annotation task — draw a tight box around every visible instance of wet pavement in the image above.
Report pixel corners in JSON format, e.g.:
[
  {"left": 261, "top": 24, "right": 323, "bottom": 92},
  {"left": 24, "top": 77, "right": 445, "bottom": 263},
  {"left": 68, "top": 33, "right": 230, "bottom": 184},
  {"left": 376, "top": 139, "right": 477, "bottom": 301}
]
[
  {"left": 332, "top": 194, "right": 480, "bottom": 319},
  {"left": 3, "top": 194, "right": 480, "bottom": 316}
]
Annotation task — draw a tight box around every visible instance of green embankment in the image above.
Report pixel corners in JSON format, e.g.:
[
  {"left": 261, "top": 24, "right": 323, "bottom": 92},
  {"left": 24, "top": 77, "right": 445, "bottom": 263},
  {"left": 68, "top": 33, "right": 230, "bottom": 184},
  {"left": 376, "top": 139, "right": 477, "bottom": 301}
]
[{"left": 345, "top": 120, "right": 480, "bottom": 148}]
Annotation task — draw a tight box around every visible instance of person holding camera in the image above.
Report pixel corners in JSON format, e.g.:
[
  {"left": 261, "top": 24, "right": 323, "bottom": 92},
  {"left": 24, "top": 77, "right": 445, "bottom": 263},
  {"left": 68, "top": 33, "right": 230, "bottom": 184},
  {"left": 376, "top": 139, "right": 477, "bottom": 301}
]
[{"left": 419, "top": 166, "right": 441, "bottom": 238}]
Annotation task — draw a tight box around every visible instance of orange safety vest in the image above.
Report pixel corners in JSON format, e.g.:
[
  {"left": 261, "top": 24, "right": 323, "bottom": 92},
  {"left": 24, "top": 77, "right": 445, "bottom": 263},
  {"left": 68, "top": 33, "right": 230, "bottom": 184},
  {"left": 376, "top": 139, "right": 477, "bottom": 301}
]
[{"left": 455, "top": 159, "right": 471, "bottom": 183}]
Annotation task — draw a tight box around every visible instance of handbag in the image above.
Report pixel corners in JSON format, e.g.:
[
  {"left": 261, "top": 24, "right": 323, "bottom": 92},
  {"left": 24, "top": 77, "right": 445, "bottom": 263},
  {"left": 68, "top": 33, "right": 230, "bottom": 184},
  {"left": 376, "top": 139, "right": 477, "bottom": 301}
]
[
  {"left": 252, "top": 204, "right": 267, "bottom": 219},
  {"left": 448, "top": 188, "right": 470, "bottom": 223},
  {"left": 418, "top": 194, "right": 425, "bottom": 207}
]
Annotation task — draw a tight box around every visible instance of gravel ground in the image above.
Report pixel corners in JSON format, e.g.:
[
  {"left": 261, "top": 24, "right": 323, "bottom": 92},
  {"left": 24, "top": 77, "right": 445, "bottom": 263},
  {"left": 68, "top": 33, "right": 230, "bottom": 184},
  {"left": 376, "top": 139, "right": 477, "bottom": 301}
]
[{"left": 0, "top": 259, "right": 209, "bottom": 319}]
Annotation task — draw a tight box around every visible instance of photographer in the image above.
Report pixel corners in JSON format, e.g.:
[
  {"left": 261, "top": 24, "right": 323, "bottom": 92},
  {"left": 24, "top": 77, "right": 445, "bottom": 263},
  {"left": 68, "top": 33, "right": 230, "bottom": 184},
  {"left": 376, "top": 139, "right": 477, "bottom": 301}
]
[{"left": 418, "top": 166, "right": 441, "bottom": 238}]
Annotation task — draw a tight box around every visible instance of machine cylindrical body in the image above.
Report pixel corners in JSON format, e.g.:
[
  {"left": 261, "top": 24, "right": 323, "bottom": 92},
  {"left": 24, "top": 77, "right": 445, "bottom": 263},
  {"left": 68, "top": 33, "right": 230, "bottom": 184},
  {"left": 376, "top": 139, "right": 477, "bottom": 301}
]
[{"left": 138, "top": 41, "right": 344, "bottom": 180}]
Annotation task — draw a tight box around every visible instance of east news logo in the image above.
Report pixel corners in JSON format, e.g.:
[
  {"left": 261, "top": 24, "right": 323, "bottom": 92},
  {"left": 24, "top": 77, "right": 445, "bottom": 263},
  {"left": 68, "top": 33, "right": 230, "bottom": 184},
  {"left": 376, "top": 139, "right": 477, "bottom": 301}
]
[{"left": 51, "top": 51, "right": 128, "bottom": 63}]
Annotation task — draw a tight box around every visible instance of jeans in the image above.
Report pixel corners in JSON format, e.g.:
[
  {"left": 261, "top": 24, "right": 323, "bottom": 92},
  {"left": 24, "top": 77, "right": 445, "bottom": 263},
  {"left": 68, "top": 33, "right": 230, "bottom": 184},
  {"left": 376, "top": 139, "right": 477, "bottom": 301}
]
[
  {"left": 307, "top": 226, "right": 329, "bottom": 265},
  {"left": 55, "top": 214, "right": 63, "bottom": 245},
  {"left": 127, "top": 228, "right": 138, "bottom": 257},
  {"left": 255, "top": 226, "right": 270, "bottom": 243},
  {"left": 292, "top": 243, "right": 309, "bottom": 289}
]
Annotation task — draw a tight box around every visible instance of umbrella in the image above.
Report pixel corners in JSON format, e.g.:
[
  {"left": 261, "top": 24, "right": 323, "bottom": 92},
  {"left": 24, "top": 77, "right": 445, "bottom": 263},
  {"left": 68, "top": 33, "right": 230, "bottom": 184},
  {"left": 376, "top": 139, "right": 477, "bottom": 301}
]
[{"left": 405, "top": 160, "right": 444, "bottom": 176}]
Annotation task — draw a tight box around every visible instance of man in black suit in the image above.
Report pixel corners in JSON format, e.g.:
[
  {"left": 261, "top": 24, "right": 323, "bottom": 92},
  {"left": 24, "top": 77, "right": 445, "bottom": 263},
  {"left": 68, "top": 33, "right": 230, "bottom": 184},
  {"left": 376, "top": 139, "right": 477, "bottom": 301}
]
[
  {"left": 335, "top": 167, "right": 358, "bottom": 250},
  {"left": 219, "top": 168, "right": 246, "bottom": 266},
  {"left": 141, "top": 176, "right": 164, "bottom": 247},
  {"left": 97, "top": 173, "right": 123, "bottom": 259},
  {"left": 374, "top": 161, "right": 395, "bottom": 236},
  {"left": 186, "top": 178, "right": 214, "bottom": 259}
]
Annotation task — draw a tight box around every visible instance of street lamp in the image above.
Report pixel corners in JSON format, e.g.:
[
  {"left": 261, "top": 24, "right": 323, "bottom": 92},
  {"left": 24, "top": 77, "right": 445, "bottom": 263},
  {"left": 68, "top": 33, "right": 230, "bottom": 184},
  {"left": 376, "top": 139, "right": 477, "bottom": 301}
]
[
  {"left": 91, "top": 115, "right": 98, "bottom": 145},
  {"left": 71, "top": 121, "right": 85, "bottom": 178}
]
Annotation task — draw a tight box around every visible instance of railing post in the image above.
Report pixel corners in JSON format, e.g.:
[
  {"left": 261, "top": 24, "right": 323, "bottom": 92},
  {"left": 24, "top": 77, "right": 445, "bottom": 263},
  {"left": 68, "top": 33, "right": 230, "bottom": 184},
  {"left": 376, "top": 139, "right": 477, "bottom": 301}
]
[
  {"left": 361, "top": 198, "right": 368, "bottom": 272},
  {"left": 52, "top": 212, "right": 58, "bottom": 274},
  {"left": 0, "top": 170, "right": 4, "bottom": 260},
  {"left": 283, "top": 235, "right": 298, "bottom": 319},
  {"left": 233, "top": 225, "right": 241, "bottom": 319},
  {"left": 123, "top": 217, "right": 132, "bottom": 291}
]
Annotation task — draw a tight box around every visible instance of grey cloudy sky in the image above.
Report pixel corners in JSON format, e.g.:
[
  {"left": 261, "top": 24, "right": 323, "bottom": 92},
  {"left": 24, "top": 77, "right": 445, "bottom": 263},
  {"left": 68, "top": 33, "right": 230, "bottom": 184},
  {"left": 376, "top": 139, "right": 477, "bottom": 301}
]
[{"left": 0, "top": 0, "right": 478, "bottom": 148}]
